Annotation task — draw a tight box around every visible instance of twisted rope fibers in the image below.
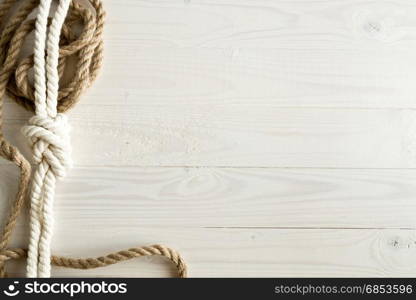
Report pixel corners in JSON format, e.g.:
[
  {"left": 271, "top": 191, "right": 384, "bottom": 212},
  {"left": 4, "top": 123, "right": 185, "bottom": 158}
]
[
  {"left": 0, "top": 245, "right": 187, "bottom": 278},
  {"left": 23, "top": 0, "right": 74, "bottom": 278},
  {"left": 0, "top": 0, "right": 187, "bottom": 278}
]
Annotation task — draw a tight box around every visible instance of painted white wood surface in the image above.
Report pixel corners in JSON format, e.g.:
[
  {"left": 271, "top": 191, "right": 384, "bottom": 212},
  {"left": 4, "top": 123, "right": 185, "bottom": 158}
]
[
  {"left": 2, "top": 0, "right": 416, "bottom": 277},
  {"left": 6, "top": 226, "right": 416, "bottom": 277},
  {"left": 3, "top": 166, "right": 416, "bottom": 228}
]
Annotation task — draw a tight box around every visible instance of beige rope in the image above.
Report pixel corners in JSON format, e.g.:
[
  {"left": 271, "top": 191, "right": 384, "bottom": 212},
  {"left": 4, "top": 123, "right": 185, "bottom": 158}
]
[
  {"left": 2, "top": 0, "right": 104, "bottom": 113},
  {"left": 0, "top": 245, "right": 188, "bottom": 278},
  {"left": 0, "top": 0, "right": 187, "bottom": 278}
]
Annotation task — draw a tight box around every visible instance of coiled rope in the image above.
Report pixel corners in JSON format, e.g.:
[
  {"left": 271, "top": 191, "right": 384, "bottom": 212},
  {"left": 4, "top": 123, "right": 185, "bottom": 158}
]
[
  {"left": 0, "top": 0, "right": 187, "bottom": 278},
  {"left": 1, "top": 0, "right": 104, "bottom": 113}
]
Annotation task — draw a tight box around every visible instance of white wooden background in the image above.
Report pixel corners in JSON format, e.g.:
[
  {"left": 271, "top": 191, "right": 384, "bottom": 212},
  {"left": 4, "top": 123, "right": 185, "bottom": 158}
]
[{"left": 2, "top": 0, "right": 416, "bottom": 277}]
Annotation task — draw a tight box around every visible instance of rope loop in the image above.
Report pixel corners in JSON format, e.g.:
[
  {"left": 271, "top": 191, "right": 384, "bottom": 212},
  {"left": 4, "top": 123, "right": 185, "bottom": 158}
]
[{"left": 3, "top": 0, "right": 105, "bottom": 113}]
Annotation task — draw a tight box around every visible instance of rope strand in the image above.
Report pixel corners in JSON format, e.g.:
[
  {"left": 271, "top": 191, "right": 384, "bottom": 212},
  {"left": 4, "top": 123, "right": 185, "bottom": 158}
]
[
  {"left": 22, "top": 0, "right": 72, "bottom": 278},
  {"left": 0, "top": 245, "right": 188, "bottom": 278},
  {"left": 0, "top": 0, "right": 188, "bottom": 278}
]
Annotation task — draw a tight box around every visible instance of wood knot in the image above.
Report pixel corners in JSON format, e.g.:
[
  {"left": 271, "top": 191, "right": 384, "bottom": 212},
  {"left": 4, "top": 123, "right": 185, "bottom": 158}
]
[{"left": 351, "top": 6, "right": 406, "bottom": 42}]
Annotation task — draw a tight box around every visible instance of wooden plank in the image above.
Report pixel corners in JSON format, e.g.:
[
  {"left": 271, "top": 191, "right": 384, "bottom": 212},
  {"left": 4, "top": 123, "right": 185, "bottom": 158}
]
[
  {"left": 104, "top": 0, "right": 416, "bottom": 48},
  {"left": 83, "top": 44, "right": 416, "bottom": 109},
  {"left": 3, "top": 104, "right": 416, "bottom": 167},
  {"left": 2, "top": 0, "right": 416, "bottom": 279},
  {"left": 6, "top": 1, "right": 416, "bottom": 111},
  {"left": 2, "top": 166, "right": 416, "bottom": 228},
  {"left": 3, "top": 0, "right": 416, "bottom": 167},
  {"left": 85, "top": 0, "right": 416, "bottom": 108},
  {"left": 5, "top": 226, "right": 416, "bottom": 277}
]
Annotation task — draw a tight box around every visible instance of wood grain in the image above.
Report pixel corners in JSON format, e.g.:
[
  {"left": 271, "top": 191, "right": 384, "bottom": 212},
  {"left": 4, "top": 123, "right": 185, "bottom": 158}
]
[
  {"left": 98, "top": 0, "right": 416, "bottom": 109},
  {"left": 5, "top": 226, "right": 416, "bottom": 277},
  {"left": 4, "top": 0, "right": 416, "bottom": 167},
  {"left": 2, "top": 0, "right": 416, "bottom": 277},
  {"left": 2, "top": 166, "right": 416, "bottom": 228},
  {"left": 4, "top": 104, "right": 416, "bottom": 167}
]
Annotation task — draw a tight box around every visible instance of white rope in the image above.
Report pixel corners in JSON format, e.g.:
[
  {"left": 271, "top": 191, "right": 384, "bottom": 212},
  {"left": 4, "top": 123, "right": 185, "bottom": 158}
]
[{"left": 22, "top": 0, "right": 72, "bottom": 278}]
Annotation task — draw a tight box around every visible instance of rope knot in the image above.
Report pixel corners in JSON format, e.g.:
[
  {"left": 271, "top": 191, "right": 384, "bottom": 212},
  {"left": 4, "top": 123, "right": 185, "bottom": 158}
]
[{"left": 22, "top": 113, "right": 72, "bottom": 178}]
